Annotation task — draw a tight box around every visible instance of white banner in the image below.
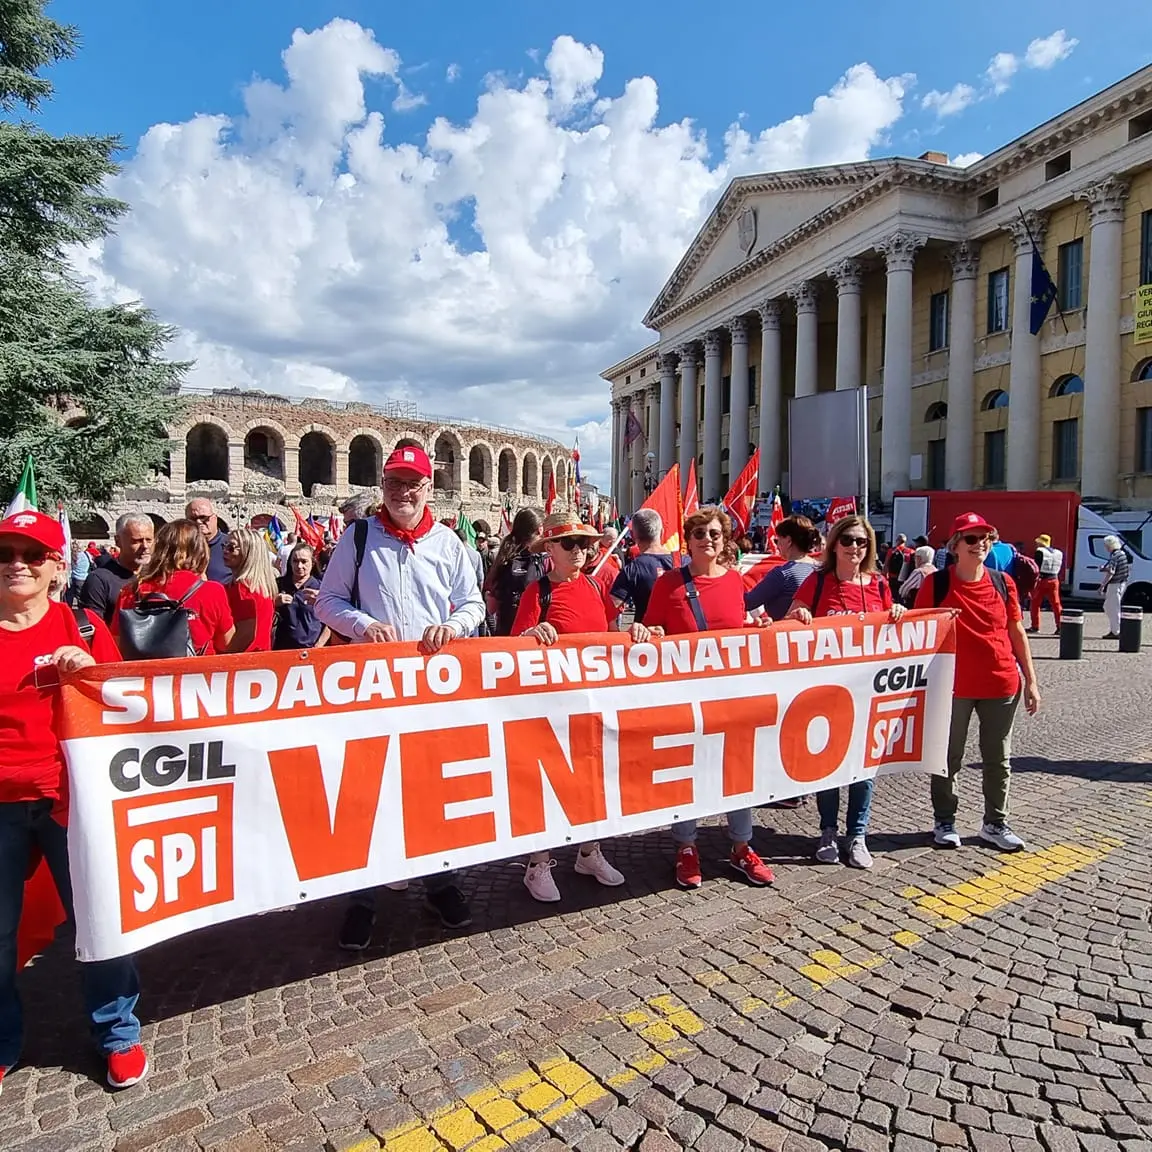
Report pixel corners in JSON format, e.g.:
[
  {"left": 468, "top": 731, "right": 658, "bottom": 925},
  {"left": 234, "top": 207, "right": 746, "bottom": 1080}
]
[{"left": 60, "top": 613, "right": 955, "bottom": 960}]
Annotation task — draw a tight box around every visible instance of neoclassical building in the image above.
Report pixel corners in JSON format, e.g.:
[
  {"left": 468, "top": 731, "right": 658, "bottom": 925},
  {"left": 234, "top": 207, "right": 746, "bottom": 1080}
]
[
  {"left": 85, "top": 390, "right": 568, "bottom": 539},
  {"left": 605, "top": 64, "right": 1152, "bottom": 512}
]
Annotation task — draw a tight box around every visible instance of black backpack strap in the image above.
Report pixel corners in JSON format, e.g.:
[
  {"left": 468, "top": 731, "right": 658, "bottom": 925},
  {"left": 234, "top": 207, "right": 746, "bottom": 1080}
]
[
  {"left": 680, "top": 568, "right": 709, "bottom": 632},
  {"left": 174, "top": 579, "right": 205, "bottom": 607},
  {"left": 812, "top": 571, "right": 827, "bottom": 613},
  {"left": 987, "top": 569, "right": 1009, "bottom": 609},
  {"left": 71, "top": 606, "right": 95, "bottom": 647},
  {"left": 349, "top": 517, "right": 370, "bottom": 610},
  {"left": 932, "top": 567, "right": 950, "bottom": 607},
  {"left": 537, "top": 575, "right": 553, "bottom": 623}
]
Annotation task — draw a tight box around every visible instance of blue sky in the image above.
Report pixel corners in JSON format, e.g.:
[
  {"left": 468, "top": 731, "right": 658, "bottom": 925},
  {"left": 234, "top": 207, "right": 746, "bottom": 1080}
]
[{"left": 39, "top": 0, "right": 1151, "bottom": 487}]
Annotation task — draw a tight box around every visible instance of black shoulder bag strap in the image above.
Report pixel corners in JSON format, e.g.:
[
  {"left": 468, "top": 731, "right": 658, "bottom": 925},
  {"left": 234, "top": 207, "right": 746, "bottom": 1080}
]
[
  {"left": 349, "top": 517, "right": 370, "bottom": 610},
  {"left": 680, "top": 567, "right": 709, "bottom": 632},
  {"left": 537, "top": 575, "right": 553, "bottom": 623},
  {"left": 987, "top": 569, "right": 1009, "bottom": 609},
  {"left": 70, "top": 606, "right": 95, "bottom": 646},
  {"left": 174, "top": 579, "right": 205, "bottom": 607},
  {"left": 812, "top": 571, "right": 828, "bottom": 613},
  {"left": 932, "top": 567, "right": 950, "bottom": 607}
]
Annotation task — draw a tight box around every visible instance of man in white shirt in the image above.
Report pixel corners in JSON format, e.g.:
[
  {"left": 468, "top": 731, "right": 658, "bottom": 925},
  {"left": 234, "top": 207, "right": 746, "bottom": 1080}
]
[{"left": 316, "top": 444, "right": 484, "bottom": 948}]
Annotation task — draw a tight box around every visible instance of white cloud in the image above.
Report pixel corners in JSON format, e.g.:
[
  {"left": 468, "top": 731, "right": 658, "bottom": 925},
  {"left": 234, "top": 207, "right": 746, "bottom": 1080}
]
[
  {"left": 1025, "top": 30, "right": 1078, "bottom": 70},
  {"left": 392, "top": 82, "right": 427, "bottom": 112},
  {"left": 950, "top": 151, "right": 984, "bottom": 168},
  {"left": 79, "top": 21, "right": 917, "bottom": 487},
  {"left": 985, "top": 51, "right": 1019, "bottom": 95},
  {"left": 921, "top": 83, "right": 977, "bottom": 117},
  {"left": 446, "top": 62, "right": 461, "bottom": 83}
]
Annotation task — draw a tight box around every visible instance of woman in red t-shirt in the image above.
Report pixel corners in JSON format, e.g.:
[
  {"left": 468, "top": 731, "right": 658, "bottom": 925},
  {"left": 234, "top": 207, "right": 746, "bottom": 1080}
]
[
  {"left": 117, "top": 520, "right": 235, "bottom": 655},
  {"left": 914, "top": 512, "right": 1040, "bottom": 853},
  {"left": 786, "top": 515, "right": 905, "bottom": 871},
  {"left": 513, "top": 512, "right": 650, "bottom": 904},
  {"left": 645, "top": 507, "right": 775, "bottom": 892},
  {"left": 0, "top": 510, "right": 148, "bottom": 1089},
  {"left": 222, "top": 528, "right": 277, "bottom": 652}
]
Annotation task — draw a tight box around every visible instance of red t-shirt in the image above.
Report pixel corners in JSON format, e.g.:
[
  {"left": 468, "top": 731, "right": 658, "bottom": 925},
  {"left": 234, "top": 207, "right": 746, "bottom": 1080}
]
[
  {"left": 915, "top": 568, "right": 1022, "bottom": 699},
  {"left": 645, "top": 567, "right": 747, "bottom": 635},
  {"left": 512, "top": 575, "right": 610, "bottom": 636},
  {"left": 226, "top": 582, "right": 274, "bottom": 652},
  {"left": 117, "top": 570, "right": 234, "bottom": 656},
  {"left": 0, "top": 602, "right": 121, "bottom": 806},
  {"left": 794, "top": 570, "right": 893, "bottom": 617}
]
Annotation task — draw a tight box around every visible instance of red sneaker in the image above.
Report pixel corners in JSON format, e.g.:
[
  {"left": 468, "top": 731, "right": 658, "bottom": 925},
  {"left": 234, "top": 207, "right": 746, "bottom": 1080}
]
[
  {"left": 107, "top": 1045, "right": 148, "bottom": 1089},
  {"left": 675, "top": 844, "right": 702, "bottom": 889},
  {"left": 730, "top": 846, "right": 774, "bottom": 886}
]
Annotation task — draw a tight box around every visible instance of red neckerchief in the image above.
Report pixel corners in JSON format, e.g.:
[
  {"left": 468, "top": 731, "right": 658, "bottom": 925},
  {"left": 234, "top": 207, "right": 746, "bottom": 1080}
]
[{"left": 377, "top": 506, "right": 434, "bottom": 551}]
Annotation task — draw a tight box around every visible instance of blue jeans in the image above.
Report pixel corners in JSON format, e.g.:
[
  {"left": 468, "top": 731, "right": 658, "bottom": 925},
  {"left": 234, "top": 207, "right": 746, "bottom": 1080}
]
[
  {"left": 815, "top": 780, "right": 874, "bottom": 838},
  {"left": 0, "top": 801, "right": 140, "bottom": 1068},
  {"left": 671, "top": 809, "right": 754, "bottom": 846}
]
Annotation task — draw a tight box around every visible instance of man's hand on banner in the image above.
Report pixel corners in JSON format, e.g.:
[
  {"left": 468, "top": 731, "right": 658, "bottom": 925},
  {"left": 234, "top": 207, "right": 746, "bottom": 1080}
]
[
  {"left": 628, "top": 623, "right": 653, "bottom": 643},
  {"left": 419, "top": 625, "right": 458, "bottom": 654},
  {"left": 363, "top": 621, "right": 399, "bottom": 644},
  {"left": 522, "top": 622, "right": 558, "bottom": 646}
]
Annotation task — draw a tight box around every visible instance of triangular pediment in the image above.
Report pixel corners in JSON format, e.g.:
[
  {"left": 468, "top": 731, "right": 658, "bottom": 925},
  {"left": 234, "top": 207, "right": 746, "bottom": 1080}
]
[{"left": 644, "top": 163, "right": 895, "bottom": 326}]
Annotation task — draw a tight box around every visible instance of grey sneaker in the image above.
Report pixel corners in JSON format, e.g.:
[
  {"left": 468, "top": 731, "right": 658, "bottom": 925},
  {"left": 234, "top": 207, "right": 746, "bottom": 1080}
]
[
  {"left": 815, "top": 829, "right": 840, "bottom": 864},
  {"left": 933, "top": 821, "right": 961, "bottom": 849},
  {"left": 846, "top": 836, "right": 873, "bottom": 870},
  {"left": 979, "top": 823, "right": 1025, "bottom": 852}
]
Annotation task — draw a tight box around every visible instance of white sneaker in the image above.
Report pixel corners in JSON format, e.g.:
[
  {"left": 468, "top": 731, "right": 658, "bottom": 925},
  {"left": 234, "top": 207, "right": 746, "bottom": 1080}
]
[
  {"left": 524, "top": 860, "right": 561, "bottom": 902},
  {"left": 384, "top": 880, "right": 409, "bottom": 891},
  {"left": 933, "top": 821, "right": 961, "bottom": 849},
  {"left": 574, "top": 845, "right": 626, "bottom": 887},
  {"left": 979, "top": 823, "right": 1026, "bottom": 852},
  {"left": 846, "top": 836, "right": 873, "bottom": 870},
  {"left": 815, "top": 829, "right": 840, "bottom": 864}
]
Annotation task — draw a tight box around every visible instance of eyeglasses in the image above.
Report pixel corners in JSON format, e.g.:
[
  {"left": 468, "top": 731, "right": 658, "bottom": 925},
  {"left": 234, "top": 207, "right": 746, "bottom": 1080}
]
[
  {"left": 690, "top": 528, "right": 724, "bottom": 541},
  {"left": 961, "top": 534, "right": 990, "bottom": 546},
  {"left": 187, "top": 514, "right": 213, "bottom": 524},
  {"left": 838, "top": 535, "right": 869, "bottom": 549},
  {"left": 554, "top": 537, "right": 590, "bottom": 551},
  {"left": 0, "top": 546, "right": 51, "bottom": 566},
  {"left": 223, "top": 543, "right": 242, "bottom": 553},
  {"left": 384, "top": 477, "right": 428, "bottom": 493}
]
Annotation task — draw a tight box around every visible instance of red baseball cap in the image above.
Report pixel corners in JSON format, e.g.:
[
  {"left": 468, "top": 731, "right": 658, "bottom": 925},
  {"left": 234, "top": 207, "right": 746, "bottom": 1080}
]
[
  {"left": 383, "top": 445, "right": 432, "bottom": 479},
  {"left": 950, "top": 511, "right": 996, "bottom": 537},
  {"left": 0, "top": 510, "right": 65, "bottom": 552}
]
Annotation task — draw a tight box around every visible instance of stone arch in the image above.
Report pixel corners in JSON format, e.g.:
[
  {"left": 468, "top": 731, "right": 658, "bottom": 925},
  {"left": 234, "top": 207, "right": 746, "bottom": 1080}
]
[
  {"left": 1050, "top": 374, "right": 1084, "bottom": 398},
  {"left": 299, "top": 426, "right": 337, "bottom": 497},
  {"left": 244, "top": 421, "right": 286, "bottom": 480},
  {"left": 432, "top": 429, "right": 464, "bottom": 492},
  {"left": 925, "top": 401, "right": 948, "bottom": 422},
  {"left": 71, "top": 511, "right": 111, "bottom": 542},
  {"left": 522, "top": 451, "right": 539, "bottom": 498},
  {"left": 541, "top": 456, "right": 555, "bottom": 501},
  {"left": 186, "top": 420, "right": 230, "bottom": 482},
  {"left": 1133, "top": 358, "right": 1152, "bottom": 382},
  {"left": 982, "top": 389, "right": 1009, "bottom": 411},
  {"left": 468, "top": 441, "right": 494, "bottom": 493},
  {"left": 394, "top": 433, "right": 425, "bottom": 451},
  {"left": 498, "top": 447, "right": 517, "bottom": 495},
  {"left": 347, "top": 429, "right": 386, "bottom": 487},
  {"left": 146, "top": 512, "right": 167, "bottom": 530}
]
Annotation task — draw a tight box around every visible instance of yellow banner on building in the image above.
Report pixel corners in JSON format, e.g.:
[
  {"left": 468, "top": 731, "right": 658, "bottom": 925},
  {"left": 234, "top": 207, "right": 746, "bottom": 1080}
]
[{"left": 1136, "top": 284, "right": 1152, "bottom": 345}]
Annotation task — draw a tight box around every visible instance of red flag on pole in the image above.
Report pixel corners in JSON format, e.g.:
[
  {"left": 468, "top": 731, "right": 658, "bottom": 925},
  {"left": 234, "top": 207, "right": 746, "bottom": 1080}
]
[
  {"left": 639, "top": 463, "right": 683, "bottom": 553},
  {"left": 545, "top": 471, "right": 557, "bottom": 515},
  {"left": 683, "top": 459, "right": 699, "bottom": 518},
  {"left": 765, "top": 493, "right": 785, "bottom": 555},
  {"left": 722, "top": 448, "right": 760, "bottom": 537},
  {"left": 825, "top": 496, "right": 857, "bottom": 527},
  {"left": 292, "top": 506, "right": 324, "bottom": 550}
]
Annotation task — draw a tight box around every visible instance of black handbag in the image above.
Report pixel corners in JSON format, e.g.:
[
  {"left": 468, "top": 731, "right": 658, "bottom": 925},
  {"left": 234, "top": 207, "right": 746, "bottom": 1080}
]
[{"left": 118, "top": 579, "right": 205, "bottom": 660}]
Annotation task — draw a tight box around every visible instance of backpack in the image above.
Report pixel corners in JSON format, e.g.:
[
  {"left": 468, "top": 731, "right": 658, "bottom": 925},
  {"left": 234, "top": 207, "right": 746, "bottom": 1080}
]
[
  {"left": 118, "top": 579, "right": 206, "bottom": 660},
  {"left": 810, "top": 571, "right": 889, "bottom": 614},
  {"left": 536, "top": 574, "right": 599, "bottom": 624},
  {"left": 326, "top": 518, "right": 370, "bottom": 645},
  {"left": 932, "top": 567, "right": 1008, "bottom": 609},
  {"left": 1011, "top": 552, "right": 1039, "bottom": 598}
]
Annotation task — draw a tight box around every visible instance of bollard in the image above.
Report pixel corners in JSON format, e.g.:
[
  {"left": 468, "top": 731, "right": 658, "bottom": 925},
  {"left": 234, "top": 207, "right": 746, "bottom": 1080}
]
[
  {"left": 1119, "top": 605, "right": 1143, "bottom": 653},
  {"left": 1059, "top": 608, "right": 1084, "bottom": 660}
]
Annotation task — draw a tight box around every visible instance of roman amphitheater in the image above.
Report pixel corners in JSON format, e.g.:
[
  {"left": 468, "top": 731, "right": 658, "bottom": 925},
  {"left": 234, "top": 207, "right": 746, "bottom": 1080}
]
[{"left": 86, "top": 390, "right": 572, "bottom": 539}]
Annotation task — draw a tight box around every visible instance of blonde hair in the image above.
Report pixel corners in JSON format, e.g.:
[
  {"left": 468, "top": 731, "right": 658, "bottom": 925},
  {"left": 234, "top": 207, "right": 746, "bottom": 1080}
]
[
  {"left": 818, "top": 515, "right": 879, "bottom": 575},
  {"left": 227, "top": 528, "right": 278, "bottom": 598}
]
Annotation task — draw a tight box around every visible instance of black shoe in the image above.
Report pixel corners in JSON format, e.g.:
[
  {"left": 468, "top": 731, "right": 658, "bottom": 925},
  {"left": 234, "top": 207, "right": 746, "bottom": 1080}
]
[
  {"left": 1025, "top": 626, "right": 1038, "bottom": 634},
  {"left": 425, "top": 885, "right": 472, "bottom": 929},
  {"left": 765, "top": 796, "right": 804, "bottom": 809},
  {"left": 1103, "top": 632, "right": 1120, "bottom": 640},
  {"left": 338, "top": 904, "right": 375, "bottom": 951}
]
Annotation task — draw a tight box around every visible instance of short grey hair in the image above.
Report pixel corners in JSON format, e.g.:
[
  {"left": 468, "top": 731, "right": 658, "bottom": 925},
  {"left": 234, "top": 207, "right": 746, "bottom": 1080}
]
[
  {"left": 632, "top": 508, "right": 663, "bottom": 545},
  {"left": 116, "top": 513, "right": 153, "bottom": 536},
  {"left": 339, "top": 492, "right": 375, "bottom": 519},
  {"left": 914, "top": 545, "right": 935, "bottom": 567},
  {"left": 1103, "top": 535, "right": 1122, "bottom": 552}
]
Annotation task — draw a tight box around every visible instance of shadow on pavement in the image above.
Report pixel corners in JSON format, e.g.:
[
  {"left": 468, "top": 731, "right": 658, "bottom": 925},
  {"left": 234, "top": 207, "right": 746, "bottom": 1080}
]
[{"left": 1010, "top": 756, "right": 1152, "bottom": 783}]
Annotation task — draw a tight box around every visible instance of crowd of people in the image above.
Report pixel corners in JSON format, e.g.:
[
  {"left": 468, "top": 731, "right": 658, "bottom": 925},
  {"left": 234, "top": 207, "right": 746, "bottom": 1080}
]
[{"left": 0, "top": 444, "right": 1078, "bottom": 1089}]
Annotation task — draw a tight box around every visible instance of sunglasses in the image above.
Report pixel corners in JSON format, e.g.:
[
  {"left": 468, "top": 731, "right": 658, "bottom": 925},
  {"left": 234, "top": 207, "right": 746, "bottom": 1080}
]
[
  {"left": 0, "top": 546, "right": 52, "bottom": 566},
  {"left": 691, "top": 528, "right": 724, "bottom": 541},
  {"left": 554, "top": 537, "right": 590, "bottom": 551},
  {"left": 838, "top": 535, "right": 869, "bottom": 549},
  {"left": 961, "top": 534, "right": 991, "bottom": 546}
]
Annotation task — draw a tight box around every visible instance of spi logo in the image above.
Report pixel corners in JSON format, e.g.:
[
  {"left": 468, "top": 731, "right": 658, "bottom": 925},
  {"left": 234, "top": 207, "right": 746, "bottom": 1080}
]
[
  {"left": 864, "top": 689, "right": 926, "bottom": 769},
  {"left": 113, "top": 784, "right": 234, "bottom": 933}
]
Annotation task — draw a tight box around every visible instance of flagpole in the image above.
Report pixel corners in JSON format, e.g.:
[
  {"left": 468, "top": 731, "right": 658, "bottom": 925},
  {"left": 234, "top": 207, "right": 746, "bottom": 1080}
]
[{"left": 1018, "top": 208, "right": 1069, "bottom": 337}]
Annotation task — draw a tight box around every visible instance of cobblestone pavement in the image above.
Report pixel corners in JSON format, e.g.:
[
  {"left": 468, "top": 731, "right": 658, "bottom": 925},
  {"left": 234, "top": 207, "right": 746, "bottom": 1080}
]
[{"left": 4, "top": 631, "right": 1152, "bottom": 1152}]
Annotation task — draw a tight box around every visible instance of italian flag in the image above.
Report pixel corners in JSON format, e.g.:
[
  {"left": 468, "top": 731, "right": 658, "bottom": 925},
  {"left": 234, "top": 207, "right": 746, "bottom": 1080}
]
[{"left": 4, "top": 456, "right": 37, "bottom": 518}]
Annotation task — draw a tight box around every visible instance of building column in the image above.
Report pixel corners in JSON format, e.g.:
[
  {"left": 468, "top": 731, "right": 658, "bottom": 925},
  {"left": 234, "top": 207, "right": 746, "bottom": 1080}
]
[
  {"left": 169, "top": 443, "right": 187, "bottom": 500},
  {"left": 227, "top": 439, "right": 244, "bottom": 493},
  {"left": 645, "top": 383, "right": 661, "bottom": 485},
  {"left": 608, "top": 400, "right": 619, "bottom": 510},
  {"left": 1077, "top": 176, "right": 1129, "bottom": 499},
  {"left": 1006, "top": 211, "right": 1048, "bottom": 490},
  {"left": 727, "top": 317, "right": 750, "bottom": 482},
  {"left": 702, "top": 330, "right": 724, "bottom": 501},
  {"left": 678, "top": 344, "right": 699, "bottom": 488},
  {"left": 757, "top": 301, "right": 782, "bottom": 494},
  {"left": 658, "top": 352, "right": 678, "bottom": 476},
  {"left": 831, "top": 260, "right": 862, "bottom": 391},
  {"left": 335, "top": 447, "right": 350, "bottom": 496},
  {"left": 878, "top": 230, "right": 925, "bottom": 501},
  {"left": 283, "top": 445, "right": 301, "bottom": 497},
  {"left": 945, "top": 241, "right": 980, "bottom": 490},
  {"left": 789, "top": 281, "right": 820, "bottom": 399}
]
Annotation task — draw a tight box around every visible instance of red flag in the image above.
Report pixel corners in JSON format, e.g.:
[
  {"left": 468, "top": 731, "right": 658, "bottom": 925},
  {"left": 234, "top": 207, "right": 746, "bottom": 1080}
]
[
  {"left": 683, "top": 459, "right": 699, "bottom": 518},
  {"left": 292, "top": 506, "right": 324, "bottom": 550},
  {"left": 501, "top": 503, "right": 513, "bottom": 535},
  {"left": 765, "top": 494, "right": 785, "bottom": 556},
  {"left": 545, "top": 471, "right": 557, "bottom": 515},
  {"left": 328, "top": 512, "right": 342, "bottom": 542},
  {"left": 722, "top": 449, "right": 760, "bottom": 537},
  {"left": 639, "top": 463, "right": 683, "bottom": 553},
  {"left": 825, "top": 496, "right": 857, "bottom": 527}
]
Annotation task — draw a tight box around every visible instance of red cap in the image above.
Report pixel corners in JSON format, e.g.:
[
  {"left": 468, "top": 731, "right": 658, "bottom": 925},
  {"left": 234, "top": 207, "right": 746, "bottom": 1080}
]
[
  {"left": 0, "top": 510, "right": 65, "bottom": 552},
  {"left": 383, "top": 445, "right": 432, "bottom": 479},
  {"left": 950, "top": 511, "right": 995, "bottom": 537}
]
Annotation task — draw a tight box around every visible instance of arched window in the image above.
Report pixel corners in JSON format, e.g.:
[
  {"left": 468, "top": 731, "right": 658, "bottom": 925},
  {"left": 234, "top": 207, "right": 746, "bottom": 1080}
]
[
  {"left": 348, "top": 435, "right": 381, "bottom": 487},
  {"left": 498, "top": 449, "right": 516, "bottom": 494},
  {"left": 925, "top": 402, "right": 948, "bottom": 422},
  {"left": 299, "top": 431, "right": 335, "bottom": 496},
  {"left": 982, "top": 389, "right": 1009, "bottom": 411},
  {"left": 186, "top": 423, "right": 229, "bottom": 482},
  {"left": 244, "top": 426, "right": 285, "bottom": 480},
  {"left": 1050, "top": 374, "right": 1084, "bottom": 397},
  {"left": 1134, "top": 359, "right": 1152, "bottom": 382}
]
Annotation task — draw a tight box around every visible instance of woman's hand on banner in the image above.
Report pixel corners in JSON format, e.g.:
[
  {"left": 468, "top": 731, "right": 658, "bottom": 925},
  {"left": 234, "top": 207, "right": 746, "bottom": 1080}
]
[
  {"left": 628, "top": 623, "right": 653, "bottom": 643},
  {"left": 888, "top": 604, "right": 906, "bottom": 622},
  {"left": 786, "top": 606, "right": 813, "bottom": 625},
  {"left": 52, "top": 645, "right": 95, "bottom": 673}
]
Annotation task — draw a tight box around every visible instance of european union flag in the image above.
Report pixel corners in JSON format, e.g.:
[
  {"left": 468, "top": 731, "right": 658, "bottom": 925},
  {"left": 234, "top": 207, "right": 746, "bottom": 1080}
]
[{"left": 1029, "top": 246, "right": 1057, "bottom": 335}]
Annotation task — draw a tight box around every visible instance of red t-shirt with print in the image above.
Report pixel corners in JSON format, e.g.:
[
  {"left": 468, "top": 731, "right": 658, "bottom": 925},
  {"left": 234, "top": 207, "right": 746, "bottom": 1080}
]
[
  {"left": 915, "top": 568, "right": 1022, "bottom": 699},
  {"left": 793, "top": 570, "right": 893, "bottom": 618},
  {"left": 226, "top": 581, "right": 274, "bottom": 652},
  {"left": 117, "top": 570, "right": 234, "bottom": 655},
  {"left": 0, "top": 602, "right": 121, "bottom": 805},
  {"left": 512, "top": 575, "right": 610, "bottom": 636},
  {"left": 644, "top": 568, "right": 747, "bottom": 635}
]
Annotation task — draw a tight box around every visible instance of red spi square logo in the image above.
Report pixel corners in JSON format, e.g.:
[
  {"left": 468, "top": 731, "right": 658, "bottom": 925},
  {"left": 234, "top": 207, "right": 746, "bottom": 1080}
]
[{"left": 864, "top": 691, "right": 926, "bottom": 769}]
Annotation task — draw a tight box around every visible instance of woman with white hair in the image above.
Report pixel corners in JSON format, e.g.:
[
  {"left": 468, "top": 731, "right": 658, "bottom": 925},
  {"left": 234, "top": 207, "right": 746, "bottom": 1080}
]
[
  {"left": 898, "top": 545, "right": 937, "bottom": 607},
  {"left": 1099, "top": 535, "right": 1129, "bottom": 640}
]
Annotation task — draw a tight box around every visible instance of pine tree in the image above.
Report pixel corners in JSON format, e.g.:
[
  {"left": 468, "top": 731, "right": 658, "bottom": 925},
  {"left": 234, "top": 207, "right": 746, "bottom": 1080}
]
[{"left": 0, "top": 0, "right": 186, "bottom": 506}]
